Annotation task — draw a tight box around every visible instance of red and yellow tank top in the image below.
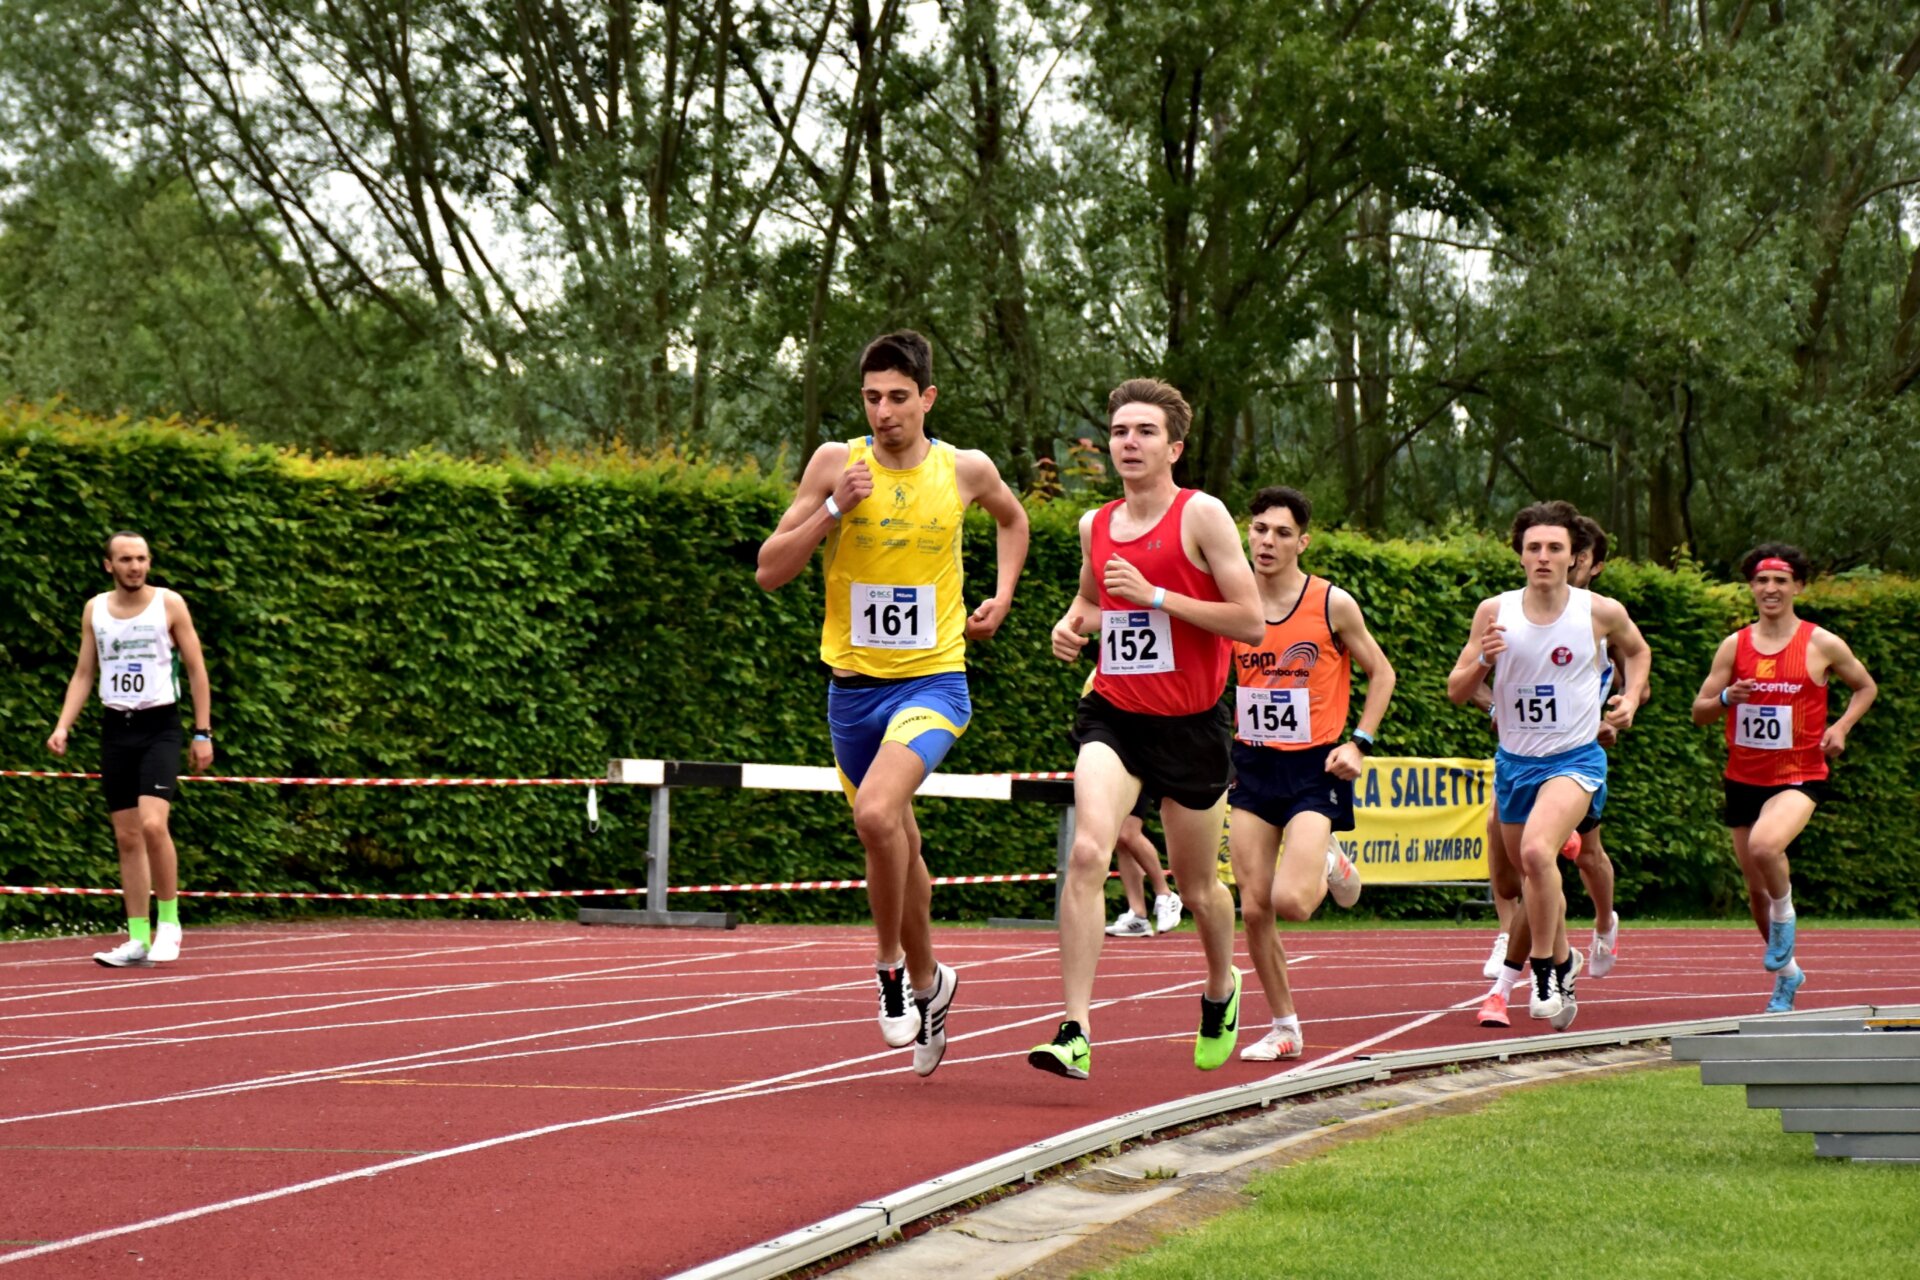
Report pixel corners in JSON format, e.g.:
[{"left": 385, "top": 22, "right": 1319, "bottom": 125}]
[
  {"left": 1230, "top": 576, "right": 1351, "bottom": 750},
  {"left": 1725, "top": 620, "right": 1829, "bottom": 785},
  {"left": 1089, "top": 489, "right": 1231, "bottom": 716}
]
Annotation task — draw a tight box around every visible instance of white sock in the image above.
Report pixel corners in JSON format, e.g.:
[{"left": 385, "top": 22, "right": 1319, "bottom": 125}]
[
  {"left": 1769, "top": 889, "right": 1795, "bottom": 923},
  {"left": 1780, "top": 959, "right": 1802, "bottom": 980},
  {"left": 1493, "top": 965, "right": 1522, "bottom": 997},
  {"left": 1273, "top": 1013, "right": 1301, "bottom": 1036}
]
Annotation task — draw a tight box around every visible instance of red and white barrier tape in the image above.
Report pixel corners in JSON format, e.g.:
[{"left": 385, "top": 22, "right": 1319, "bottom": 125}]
[
  {"left": 0, "top": 871, "right": 1072, "bottom": 902},
  {"left": 0, "top": 770, "right": 599, "bottom": 786}
]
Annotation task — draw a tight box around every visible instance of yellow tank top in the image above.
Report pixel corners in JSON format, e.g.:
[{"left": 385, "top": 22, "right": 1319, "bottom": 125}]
[{"left": 821, "top": 437, "right": 968, "bottom": 678}]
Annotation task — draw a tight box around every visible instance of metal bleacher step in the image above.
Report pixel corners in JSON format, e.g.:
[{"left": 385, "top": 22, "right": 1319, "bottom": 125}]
[{"left": 1675, "top": 1004, "right": 1920, "bottom": 1162}]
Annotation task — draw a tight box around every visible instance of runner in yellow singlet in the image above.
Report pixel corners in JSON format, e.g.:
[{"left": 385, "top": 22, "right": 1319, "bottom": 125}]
[{"left": 756, "top": 330, "right": 1029, "bottom": 1077}]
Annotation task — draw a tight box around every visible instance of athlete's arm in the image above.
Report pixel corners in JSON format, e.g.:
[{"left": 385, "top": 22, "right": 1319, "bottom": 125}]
[
  {"left": 168, "top": 592, "right": 215, "bottom": 772},
  {"left": 754, "top": 442, "right": 863, "bottom": 592},
  {"left": 1324, "top": 586, "right": 1396, "bottom": 781},
  {"left": 956, "top": 449, "right": 1030, "bottom": 641},
  {"left": 45, "top": 601, "right": 98, "bottom": 757},
  {"left": 1445, "top": 599, "right": 1502, "bottom": 705},
  {"left": 1690, "top": 634, "right": 1743, "bottom": 725},
  {"left": 1104, "top": 494, "right": 1262, "bottom": 644},
  {"left": 1594, "top": 597, "right": 1650, "bottom": 732},
  {"left": 1050, "top": 510, "right": 1102, "bottom": 661},
  {"left": 1812, "top": 628, "right": 1876, "bottom": 757}
]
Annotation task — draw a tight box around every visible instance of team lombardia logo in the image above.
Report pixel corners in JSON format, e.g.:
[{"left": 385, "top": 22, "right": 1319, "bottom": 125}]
[{"left": 1236, "top": 640, "right": 1319, "bottom": 684}]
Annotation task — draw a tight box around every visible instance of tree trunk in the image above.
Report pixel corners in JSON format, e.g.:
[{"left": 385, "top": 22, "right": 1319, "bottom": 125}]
[
  {"left": 1333, "top": 311, "right": 1361, "bottom": 518},
  {"left": 690, "top": 0, "right": 731, "bottom": 440},
  {"left": 1356, "top": 194, "right": 1392, "bottom": 528}
]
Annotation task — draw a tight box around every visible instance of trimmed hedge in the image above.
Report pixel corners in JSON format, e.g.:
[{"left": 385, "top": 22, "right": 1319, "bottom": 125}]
[{"left": 1, "top": 405, "right": 1912, "bottom": 930}]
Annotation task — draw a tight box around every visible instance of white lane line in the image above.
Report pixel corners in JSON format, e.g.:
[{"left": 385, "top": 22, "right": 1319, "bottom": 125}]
[
  {"left": 0, "top": 943, "right": 827, "bottom": 1060},
  {"left": 0, "top": 936, "right": 595, "bottom": 1003},
  {"left": 0, "top": 968, "right": 1210, "bottom": 1269},
  {"left": 0, "top": 934, "right": 361, "bottom": 969},
  {"left": 0, "top": 945, "right": 1058, "bottom": 1126}
]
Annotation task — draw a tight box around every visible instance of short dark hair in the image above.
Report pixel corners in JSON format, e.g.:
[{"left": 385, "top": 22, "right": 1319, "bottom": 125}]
[
  {"left": 1740, "top": 541, "right": 1811, "bottom": 583},
  {"left": 1249, "top": 486, "right": 1311, "bottom": 529},
  {"left": 104, "top": 530, "right": 147, "bottom": 557},
  {"left": 1572, "top": 515, "right": 1608, "bottom": 566},
  {"left": 1509, "top": 501, "right": 1589, "bottom": 556},
  {"left": 1107, "top": 377, "right": 1194, "bottom": 442},
  {"left": 859, "top": 330, "right": 933, "bottom": 392}
]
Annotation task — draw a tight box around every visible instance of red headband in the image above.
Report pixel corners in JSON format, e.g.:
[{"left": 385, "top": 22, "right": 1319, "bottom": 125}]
[{"left": 1752, "top": 557, "right": 1793, "bottom": 577}]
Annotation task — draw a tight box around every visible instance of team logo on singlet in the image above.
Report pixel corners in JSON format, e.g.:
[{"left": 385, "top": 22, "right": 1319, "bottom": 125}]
[
  {"left": 1756, "top": 657, "right": 1778, "bottom": 679},
  {"left": 1236, "top": 641, "right": 1319, "bottom": 684},
  {"left": 1551, "top": 646, "right": 1573, "bottom": 666}
]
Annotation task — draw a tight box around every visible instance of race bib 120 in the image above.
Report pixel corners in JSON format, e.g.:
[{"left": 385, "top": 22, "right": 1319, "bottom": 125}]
[{"left": 1736, "top": 702, "right": 1793, "bottom": 751}]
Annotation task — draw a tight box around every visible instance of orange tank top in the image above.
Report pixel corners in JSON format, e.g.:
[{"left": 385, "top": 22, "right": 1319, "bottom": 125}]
[
  {"left": 1725, "top": 620, "right": 1829, "bottom": 785},
  {"left": 1230, "top": 576, "right": 1352, "bottom": 750}
]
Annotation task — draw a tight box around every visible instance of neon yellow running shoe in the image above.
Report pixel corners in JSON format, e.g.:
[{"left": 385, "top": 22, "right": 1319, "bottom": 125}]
[
  {"left": 1194, "top": 968, "right": 1242, "bottom": 1070},
  {"left": 1028, "top": 1020, "right": 1091, "bottom": 1079}
]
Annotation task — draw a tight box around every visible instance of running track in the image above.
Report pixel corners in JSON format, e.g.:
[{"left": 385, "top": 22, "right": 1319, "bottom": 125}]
[{"left": 2, "top": 921, "right": 1916, "bottom": 1278}]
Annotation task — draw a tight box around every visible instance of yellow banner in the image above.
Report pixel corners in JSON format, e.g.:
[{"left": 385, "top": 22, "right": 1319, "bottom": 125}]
[
  {"left": 1349, "top": 756, "right": 1493, "bottom": 883},
  {"left": 1216, "top": 755, "right": 1494, "bottom": 886}
]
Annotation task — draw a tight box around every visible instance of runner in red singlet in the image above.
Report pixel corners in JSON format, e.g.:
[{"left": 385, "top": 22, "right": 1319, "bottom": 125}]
[
  {"left": 1692, "top": 543, "right": 1875, "bottom": 1012},
  {"left": 1028, "top": 378, "right": 1264, "bottom": 1080}
]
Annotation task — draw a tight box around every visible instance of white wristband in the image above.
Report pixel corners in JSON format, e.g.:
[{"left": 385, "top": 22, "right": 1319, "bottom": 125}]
[
  {"left": 1150, "top": 587, "right": 1166, "bottom": 610},
  {"left": 824, "top": 494, "right": 842, "bottom": 521}
]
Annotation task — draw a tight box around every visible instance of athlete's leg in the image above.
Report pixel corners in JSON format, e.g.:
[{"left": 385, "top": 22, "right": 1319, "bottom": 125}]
[
  {"left": 139, "top": 796, "right": 178, "bottom": 902},
  {"left": 1576, "top": 828, "right": 1615, "bottom": 934},
  {"left": 1488, "top": 808, "right": 1518, "bottom": 932},
  {"left": 1116, "top": 819, "right": 1152, "bottom": 917},
  {"left": 1059, "top": 743, "right": 1139, "bottom": 1032},
  {"left": 1745, "top": 790, "right": 1816, "bottom": 974},
  {"left": 1517, "top": 780, "right": 1590, "bottom": 965},
  {"left": 852, "top": 743, "right": 936, "bottom": 987},
  {"left": 109, "top": 807, "right": 152, "bottom": 933},
  {"left": 1229, "top": 807, "right": 1288, "bottom": 1019},
  {"left": 1160, "top": 794, "right": 1237, "bottom": 1003},
  {"left": 1728, "top": 827, "right": 1772, "bottom": 941},
  {"left": 1126, "top": 821, "right": 1172, "bottom": 900},
  {"left": 1270, "top": 810, "right": 1337, "bottom": 924}
]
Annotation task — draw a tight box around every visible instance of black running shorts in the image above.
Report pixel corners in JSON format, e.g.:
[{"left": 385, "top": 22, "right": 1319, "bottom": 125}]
[
  {"left": 1228, "top": 741, "right": 1356, "bottom": 833},
  {"left": 1723, "top": 777, "right": 1829, "bottom": 830},
  {"left": 1070, "top": 691, "right": 1232, "bottom": 812},
  {"left": 99, "top": 704, "right": 183, "bottom": 813}
]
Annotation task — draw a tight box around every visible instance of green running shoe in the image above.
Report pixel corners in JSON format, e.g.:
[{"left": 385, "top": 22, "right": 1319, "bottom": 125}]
[
  {"left": 1028, "top": 1020, "right": 1091, "bottom": 1079},
  {"left": 1194, "top": 968, "right": 1242, "bottom": 1070}
]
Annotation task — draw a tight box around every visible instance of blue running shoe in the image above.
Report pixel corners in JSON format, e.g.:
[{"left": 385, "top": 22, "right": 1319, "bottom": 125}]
[
  {"left": 1765, "top": 967, "right": 1807, "bottom": 1013},
  {"left": 1764, "top": 917, "right": 1797, "bottom": 971}
]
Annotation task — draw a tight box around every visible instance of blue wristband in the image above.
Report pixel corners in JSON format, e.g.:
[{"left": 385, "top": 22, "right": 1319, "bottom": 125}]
[
  {"left": 1150, "top": 587, "right": 1166, "bottom": 610},
  {"left": 1719, "top": 687, "right": 1731, "bottom": 707}
]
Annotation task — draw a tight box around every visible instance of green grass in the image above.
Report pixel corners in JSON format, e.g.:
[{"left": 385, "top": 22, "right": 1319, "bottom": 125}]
[{"left": 1081, "top": 1067, "right": 1916, "bottom": 1280}]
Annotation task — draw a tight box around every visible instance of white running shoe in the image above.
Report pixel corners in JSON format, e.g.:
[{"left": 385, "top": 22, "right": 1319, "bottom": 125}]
[
  {"left": 148, "top": 922, "right": 183, "bottom": 963},
  {"left": 1550, "top": 949, "right": 1583, "bottom": 1031},
  {"left": 875, "top": 963, "right": 921, "bottom": 1048},
  {"left": 1240, "top": 1025, "right": 1305, "bottom": 1062},
  {"left": 1153, "top": 893, "right": 1184, "bottom": 934},
  {"left": 1106, "top": 911, "right": 1153, "bottom": 938},
  {"left": 1590, "top": 914, "right": 1619, "bottom": 978},
  {"left": 1325, "top": 838, "right": 1362, "bottom": 909},
  {"left": 1527, "top": 964, "right": 1561, "bottom": 1021},
  {"left": 1483, "top": 931, "right": 1511, "bottom": 980},
  {"left": 92, "top": 938, "right": 153, "bottom": 969},
  {"left": 912, "top": 963, "right": 958, "bottom": 1078}
]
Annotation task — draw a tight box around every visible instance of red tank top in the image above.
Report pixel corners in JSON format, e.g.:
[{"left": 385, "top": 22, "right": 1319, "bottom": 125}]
[
  {"left": 1089, "top": 489, "right": 1232, "bottom": 716},
  {"left": 1725, "top": 620, "right": 1829, "bottom": 785},
  {"left": 1231, "top": 576, "right": 1352, "bottom": 750}
]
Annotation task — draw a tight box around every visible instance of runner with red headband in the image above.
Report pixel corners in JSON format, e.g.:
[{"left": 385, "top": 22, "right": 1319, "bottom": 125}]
[{"left": 1691, "top": 544, "right": 1877, "bottom": 1012}]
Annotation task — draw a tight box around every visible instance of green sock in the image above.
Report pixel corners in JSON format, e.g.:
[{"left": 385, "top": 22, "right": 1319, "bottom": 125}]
[
  {"left": 128, "top": 917, "right": 153, "bottom": 947},
  {"left": 156, "top": 898, "right": 180, "bottom": 926}
]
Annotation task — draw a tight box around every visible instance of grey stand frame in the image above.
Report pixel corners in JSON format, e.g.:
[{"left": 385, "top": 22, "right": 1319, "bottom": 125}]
[
  {"left": 579, "top": 785, "right": 738, "bottom": 930},
  {"left": 987, "top": 804, "right": 1074, "bottom": 929}
]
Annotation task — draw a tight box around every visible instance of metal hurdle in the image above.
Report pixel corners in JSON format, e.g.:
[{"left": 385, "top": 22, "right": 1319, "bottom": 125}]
[{"left": 582, "top": 759, "right": 1076, "bottom": 929}]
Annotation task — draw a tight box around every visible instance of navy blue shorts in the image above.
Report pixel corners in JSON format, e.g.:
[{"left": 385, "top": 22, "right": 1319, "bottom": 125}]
[{"left": 1228, "top": 742, "right": 1355, "bottom": 833}]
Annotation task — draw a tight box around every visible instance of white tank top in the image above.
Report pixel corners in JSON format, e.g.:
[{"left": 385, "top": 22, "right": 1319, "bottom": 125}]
[
  {"left": 92, "top": 589, "right": 179, "bottom": 711},
  {"left": 1490, "top": 587, "right": 1603, "bottom": 757}
]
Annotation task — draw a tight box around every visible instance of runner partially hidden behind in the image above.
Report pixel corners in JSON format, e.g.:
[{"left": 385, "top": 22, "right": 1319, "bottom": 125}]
[
  {"left": 756, "top": 330, "right": 1029, "bottom": 1076},
  {"left": 1690, "top": 543, "right": 1876, "bottom": 1012},
  {"left": 1227, "top": 486, "right": 1395, "bottom": 1062},
  {"left": 46, "top": 532, "right": 214, "bottom": 968},
  {"left": 1030, "top": 377, "right": 1264, "bottom": 1080}
]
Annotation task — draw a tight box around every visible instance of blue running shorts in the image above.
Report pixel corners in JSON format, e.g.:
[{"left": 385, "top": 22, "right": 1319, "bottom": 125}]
[
  {"left": 1494, "top": 741, "right": 1607, "bottom": 826},
  {"left": 827, "top": 672, "right": 971, "bottom": 798}
]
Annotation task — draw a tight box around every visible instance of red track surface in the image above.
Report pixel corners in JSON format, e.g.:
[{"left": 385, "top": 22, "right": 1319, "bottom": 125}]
[{"left": 3, "top": 919, "right": 1917, "bottom": 1278}]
